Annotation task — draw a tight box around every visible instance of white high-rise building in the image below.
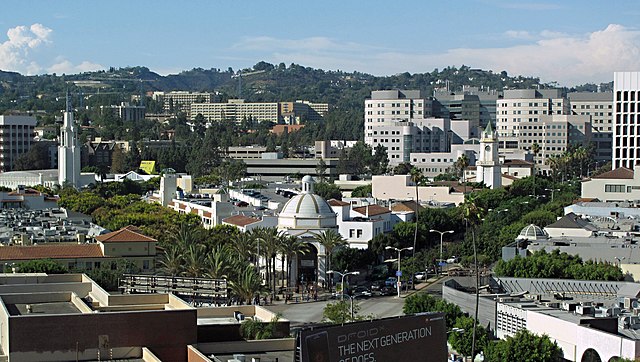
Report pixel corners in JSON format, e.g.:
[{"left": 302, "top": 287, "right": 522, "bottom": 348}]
[
  {"left": 613, "top": 72, "right": 640, "bottom": 169},
  {"left": 58, "top": 97, "right": 81, "bottom": 187}
]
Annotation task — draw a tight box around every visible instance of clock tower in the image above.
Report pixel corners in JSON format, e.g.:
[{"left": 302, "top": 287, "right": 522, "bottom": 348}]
[{"left": 477, "top": 122, "right": 501, "bottom": 189}]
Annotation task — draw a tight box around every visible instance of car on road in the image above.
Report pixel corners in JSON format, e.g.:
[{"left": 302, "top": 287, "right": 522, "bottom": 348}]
[
  {"left": 446, "top": 256, "right": 459, "bottom": 264},
  {"left": 414, "top": 271, "right": 427, "bottom": 281},
  {"left": 352, "top": 286, "right": 372, "bottom": 298},
  {"left": 378, "top": 286, "right": 394, "bottom": 296},
  {"left": 385, "top": 277, "right": 397, "bottom": 287}
]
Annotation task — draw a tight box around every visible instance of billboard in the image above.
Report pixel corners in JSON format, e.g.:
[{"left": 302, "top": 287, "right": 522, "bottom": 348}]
[
  {"left": 139, "top": 160, "right": 156, "bottom": 174},
  {"left": 298, "top": 313, "right": 447, "bottom": 362}
]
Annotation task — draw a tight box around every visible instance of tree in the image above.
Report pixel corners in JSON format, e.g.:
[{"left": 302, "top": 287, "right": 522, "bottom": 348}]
[
  {"left": 393, "top": 162, "right": 413, "bottom": 175},
  {"left": 110, "top": 147, "right": 127, "bottom": 173},
  {"left": 314, "top": 229, "right": 347, "bottom": 289},
  {"left": 410, "top": 167, "right": 423, "bottom": 255},
  {"left": 485, "top": 329, "right": 563, "bottom": 362},
  {"left": 15, "top": 259, "right": 67, "bottom": 274},
  {"left": 322, "top": 300, "right": 363, "bottom": 323},
  {"left": 279, "top": 235, "right": 309, "bottom": 288},
  {"left": 315, "top": 159, "right": 327, "bottom": 181},
  {"left": 454, "top": 154, "right": 470, "bottom": 184},
  {"left": 229, "top": 264, "right": 265, "bottom": 304},
  {"left": 350, "top": 184, "right": 372, "bottom": 198},
  {"left": 370, "top": 144, "right": 389, "bottom": 175},
  {"left": 448, "top": 316, "right": 489, "bottom": 359},
  {"left": 531, "top": 143, "right": 540, "bottom": 196},
  {"left": 13, "top": 142, "right": 52, "bottom": 171},
  {"left": 159, "top": 244, "right": 183, "bottom": 277},
  {"left": 314, "top": 182, "right": 342, "bottom": 200}
]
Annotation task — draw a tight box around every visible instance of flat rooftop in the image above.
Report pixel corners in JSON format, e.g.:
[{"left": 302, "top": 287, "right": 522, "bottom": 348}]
[{"left": 6, "top": 301, "right": 82, "bottom": 316}]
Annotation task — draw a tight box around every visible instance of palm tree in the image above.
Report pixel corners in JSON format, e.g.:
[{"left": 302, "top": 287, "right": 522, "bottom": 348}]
[
  {"left": 409, "top": 167, "right": 423, "bottom": 256},
  {"left": 313, "top": 229, "right": 347, "bottom": 289},
  {"left": 531, "top": 143, "right": 540, "bottom": 196},
  {"left": 455, "top": 154, "right": 470, "bottom": 185},
  {"left": 279, "top": 235, "right": 310, "bottom": 288},
  {"left": 159, "top": 244, "right": 183, "bottom": 277},
  {"left": 230, "top": 264, "right": 265, "bottom": 304},
  {"left": 182, "top": 243, "right": 206, "bottom": 278},
  {"left": 231, "top": 231, "right": 257, "bottom": 263},
  {"left": 461, "top": 194, "right": 486, "bottom": 362},
  {"left": 253, "top": 227, "right": 283, "bottom": 296},
  {"left": 172, "top": 222, "right": 200, "bottom": 248},
  {"left": 204, "top": 245, "right": 234, "bottom": 279}
]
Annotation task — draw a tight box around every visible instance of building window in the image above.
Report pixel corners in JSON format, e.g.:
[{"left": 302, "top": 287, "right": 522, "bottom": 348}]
[
  {"left": 605, "top": 184, "right": 625, "bottom": 192},
  {"left": 143, "top": 260, "right": 150, "bottom": 270}
]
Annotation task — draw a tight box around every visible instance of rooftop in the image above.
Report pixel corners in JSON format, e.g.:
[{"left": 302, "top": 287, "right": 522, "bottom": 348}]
[
  {"left": 592, "top": 167, "right": 634, "bottom": 180},
  {"left": 0, "top": 244, "right": 104, "bottom": 261},
  {"left": 95, "top": 225, "right": 156, "bottom": 243}
]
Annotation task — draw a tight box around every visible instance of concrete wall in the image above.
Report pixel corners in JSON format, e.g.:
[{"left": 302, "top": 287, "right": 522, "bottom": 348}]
[
  {"left": 196, "top": 338, "right": 296, "bottom": 355},
  {"left": 372, "top": 175, "right": 465, "bottom": 205},
  {"left": 442, "top": 280, "right": 498, "bottom": 332},
  {"left": 187, "top": 345, "right": 212, "bottom": 362},
  {"left": 0, "top": 295, "right": 9, "bottom": 359}
]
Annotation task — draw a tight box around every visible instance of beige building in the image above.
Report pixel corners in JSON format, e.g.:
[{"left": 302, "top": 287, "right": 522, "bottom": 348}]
[
  {"left": 191, "top": 99, "right": 328, "bottom": 124},
  {"left": 581, "top": 167, "right": 640, "bottom": 202},
  {"left": 371, "top": 175, "right": 465, "bottom": 205},
  {"left": 568, "top": 92, "right": 613, "bottom": 163},
  {"left": 0, "top": 225, "right": 158, "bottom": 272},
  {"left": 152, "top": 91, "right": 216, "bottom": 114},
  {"left": 100, "top": 102, "right": 146, "bottom": 122}
]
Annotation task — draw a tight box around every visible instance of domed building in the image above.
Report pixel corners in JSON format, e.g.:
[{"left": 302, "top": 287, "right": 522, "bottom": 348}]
[
  {"left": 278, "top": 175, "right": 337, "bottom": 287},
  {"left": 517, "top": 224, "right": 548, "bottom": 241}
]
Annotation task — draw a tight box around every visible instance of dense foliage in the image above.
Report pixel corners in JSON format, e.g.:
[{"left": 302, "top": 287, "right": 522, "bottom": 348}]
[
  {"left": 494, "top": 249, "right": 624, "bottom": 281},
  {"left": 485, "top": 329, "right": 563, "bottom": 362},
  {"left": 15, "top": 259, "right": 68, "bottom": 274}
]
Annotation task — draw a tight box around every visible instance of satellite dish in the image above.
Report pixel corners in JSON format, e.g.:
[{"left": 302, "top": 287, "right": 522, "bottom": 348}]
[{"left": 632, "top": 301, "right": 638, "bottom": 309}]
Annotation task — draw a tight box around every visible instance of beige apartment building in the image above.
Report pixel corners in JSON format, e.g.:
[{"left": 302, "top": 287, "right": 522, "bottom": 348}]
[
  {"left": 191, "top": 99, "right": 328, "bottom": 124},
  {"left": 568, "top": 92, "right": 613, "bottom": 163},
  {"left": 152, "top": 91, "right": 217, "bottom": 114}
]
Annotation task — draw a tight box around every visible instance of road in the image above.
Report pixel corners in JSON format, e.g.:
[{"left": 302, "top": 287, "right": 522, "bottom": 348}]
[
  {"left": 267, "top": 278, "right": 449, "bottom": 327},
  {"left": 267, "top": 294, "right": 405, "bottom": 327}
]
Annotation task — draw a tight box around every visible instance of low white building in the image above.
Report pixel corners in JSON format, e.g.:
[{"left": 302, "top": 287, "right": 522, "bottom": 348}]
[
  {"left": 329, "top": 200, "right": 392, "bottom": 249},
  {"left": 167, "top": 199, "right": 234, "bottom": 229},
  {"left": 222, "top": 214, "right": 278, "bottom": 232},
  {"left": 582, "top": 167, "right": 640, "bottom": 202},
  {"left": 372, "top": 175, "right": 465, "bottom": 205}
]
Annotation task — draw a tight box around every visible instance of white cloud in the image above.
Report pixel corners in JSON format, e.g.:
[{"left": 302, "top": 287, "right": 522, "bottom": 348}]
[
  {"left": 237, "top": 24, "right": 640, "bottom": 86},
  {"left": 0, "top": 23, "right": 103, "bottom": 75},
  {"left": 0, "top": 23, "right": 52, "bottom": 74},
  {"left": 48, "top": 59, "right": 103, "bottom": 74}
]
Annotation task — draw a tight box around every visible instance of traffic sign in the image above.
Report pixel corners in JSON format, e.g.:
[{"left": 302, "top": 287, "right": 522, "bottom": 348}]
[
  {"left": 396, "top": 270, "right": 402, "bottom": 277},
  {"left": 438, "top": 262, "right": 447, "bottom": 266}
]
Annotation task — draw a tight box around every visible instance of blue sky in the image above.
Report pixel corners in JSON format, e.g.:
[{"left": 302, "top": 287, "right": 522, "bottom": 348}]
[{"left": 1, "top": 0, "right": 640, "bottom": 86}]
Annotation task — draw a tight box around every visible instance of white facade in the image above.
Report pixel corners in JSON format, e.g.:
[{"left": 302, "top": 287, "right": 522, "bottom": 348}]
[
  {"left": 476, "top": 123, "right": 501, "bottom": 189},
  {"left": 330, "top": 201, "right": 392, "bottom": 249},
  {"left": 168, "top": 199, "right": 234, "bottom": 229},
  {"left": 371, "top": 175, "right": 465, "bottom": 205},
  {"left": 613, "top": 72, "right": 640, "bottom": 169},
  {"left": 581, "top": 167, "right": 640, "bottom": 202},
  {"left": 57, "top": 101, "right": 81, "bottom": 188},
  {"left": 568, "top": 92, "right": 613, "bottom": 164}
]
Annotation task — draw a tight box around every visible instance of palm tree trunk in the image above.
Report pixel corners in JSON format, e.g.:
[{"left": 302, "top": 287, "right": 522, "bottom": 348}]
[{"left": 471, "top": 227, "right": 479, "bottom": 361}]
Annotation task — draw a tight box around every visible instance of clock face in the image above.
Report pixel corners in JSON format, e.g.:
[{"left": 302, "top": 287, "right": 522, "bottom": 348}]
[{"left": 485, "top": 145, "right": 491, "bottom": 152}]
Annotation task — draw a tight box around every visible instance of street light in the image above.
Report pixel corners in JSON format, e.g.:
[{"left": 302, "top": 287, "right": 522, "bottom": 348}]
[
  {"left": 429, "top": 229, "right": 454, "bottom": 273},
  {"left": 615, "top": 257, "right": 625, "bottom": 266},
  {"left": 326, "top": 270, "right": 360, "bottom": 301},
  {"left": 385, "top": 246, "right": 413, "bottom": 298},
  {"left": 335, "top": 293, "right": 367, "bottom": 320},
  {"left": 545, "top": 188, "right": 560, "bottom": 202}
]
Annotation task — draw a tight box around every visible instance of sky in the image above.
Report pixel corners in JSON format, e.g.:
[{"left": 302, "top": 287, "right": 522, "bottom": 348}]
[{"left": 2, "top": 0, "right": 640, "bottom": 86}]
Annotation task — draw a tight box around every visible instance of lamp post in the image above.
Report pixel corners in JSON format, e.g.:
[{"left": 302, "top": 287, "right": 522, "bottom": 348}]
[
  {"left": 429, "top": 229, "right": 454, "bottom": 273},
  {"left": 385, "top": 246, "right": 413, "bottom": 298},
  {"left": 615, "top": 257, "right": 625, "bottom": 266},
  {"left": 545, "top": 188, "right": 560, "bottom": 202},
  {"left": 326, "top": 270, "right": 359, "bottom": 301}
]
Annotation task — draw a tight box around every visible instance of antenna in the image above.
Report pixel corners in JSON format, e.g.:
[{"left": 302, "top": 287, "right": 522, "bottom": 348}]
[{"left": 66, "top": 89, "right": 72, "bottom": 112}]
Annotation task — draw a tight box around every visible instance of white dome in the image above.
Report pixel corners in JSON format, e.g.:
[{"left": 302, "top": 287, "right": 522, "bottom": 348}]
[
  {"left": 517, "top": 224, "right": 548, "bottom": 240},
  {"left": 280, "top": 193, "right": 335, "bottom": 218}
]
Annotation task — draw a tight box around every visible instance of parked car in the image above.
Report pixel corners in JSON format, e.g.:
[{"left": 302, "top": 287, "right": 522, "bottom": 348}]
[
  {"left": 235, "top": 201, "right": 249, "bottom": 207},
  {"left": 414, "top": 271, "right": 427, "bottom": 281},
  {"left": 385, "top": 277, "right": 397, "bottom": 287},
  {"left": 379, "top": 286, "right": 394, "bottom": 296},
  {"left": 446, "top": 256, "right": 459, "bottom": 264}
]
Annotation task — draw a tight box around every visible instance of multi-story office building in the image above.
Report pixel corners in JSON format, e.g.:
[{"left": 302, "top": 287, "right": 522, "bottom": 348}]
[
  {"left": 152, "top": 91, "right": 217, "bottom": 114},
  {"left": 433, "top": 86, "right": 500, "bottom": 131},
  {"left": 613, "top": 72, "right": 640, "bottom": 169},
  {"left": 0, "top": 115, "right": 37, "bottom": 172},
  {"left": 568, "top": 92, "right": 613, "bottom": 164},
  {"left": 497, "top": 89, "right": 596, "bottom": 170},
  {"left": 100, "top": 102, "right": 146, "bottom": 122},
  {"left": 191, "top": 99, "right": 328, "bottom": 124}
]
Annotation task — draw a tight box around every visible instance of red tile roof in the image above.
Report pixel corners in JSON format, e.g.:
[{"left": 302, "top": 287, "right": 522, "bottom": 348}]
[
  {"left": 503, "top": 159, "right": 534, "bottom": 166},
  {"left": 391, "top": 201, "right": 422, "bottom": 213},
  {"left": 352, "top": 204, "right": 390, "bottom": 216},
  {"left": 0, "top": 244, "right": 104, "bottom": 261},
  {"left": 223, "top": 215, "right": 261, "bottom": 227},
  {"left": 327, "top": 199, "right": 350, "bottom": 207},
  {"left": 95, "top": 226, "right": 156, "bottom": 243},
  {"left": 592, "top": 167, "right": 634, "bottom": 179}
]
